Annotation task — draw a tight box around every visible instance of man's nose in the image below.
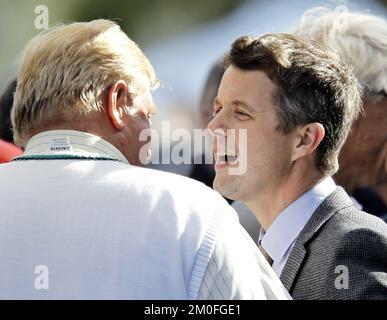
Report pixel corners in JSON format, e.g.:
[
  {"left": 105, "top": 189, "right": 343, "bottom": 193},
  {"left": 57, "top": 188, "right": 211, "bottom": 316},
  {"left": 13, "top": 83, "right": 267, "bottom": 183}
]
[{"left": 207, "top": 112, "right": 228, "bottom": 136}]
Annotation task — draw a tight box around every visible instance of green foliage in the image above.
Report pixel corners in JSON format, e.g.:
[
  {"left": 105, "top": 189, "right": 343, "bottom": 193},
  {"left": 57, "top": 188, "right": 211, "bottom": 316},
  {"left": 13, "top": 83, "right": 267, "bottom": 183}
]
[{"left": 71, "top": 0, "right": 244, "bottom": 45}]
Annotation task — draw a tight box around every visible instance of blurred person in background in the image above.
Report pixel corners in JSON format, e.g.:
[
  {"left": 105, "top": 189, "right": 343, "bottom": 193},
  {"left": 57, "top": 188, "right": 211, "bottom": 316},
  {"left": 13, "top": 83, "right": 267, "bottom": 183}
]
[
  {"left": 0, "top": 79, "right": 23, "bottom": 163},
  {"left": 0, "top": 79, "right": 17, "bottom": 143},
  {"left": 294, "top": 6, "right": 387, "bottom": 221},
  {"left": 190, "top": 60, "right": 224, "bottom": 189},
  {"left": 0, "top": 139, "right": 22, "bottom": 163},
  {"left": 0, "top": 19, "right": 289, "bottom": 300},
  {"left": 208, "top": 32, "right": 387, "bottom": 299}
]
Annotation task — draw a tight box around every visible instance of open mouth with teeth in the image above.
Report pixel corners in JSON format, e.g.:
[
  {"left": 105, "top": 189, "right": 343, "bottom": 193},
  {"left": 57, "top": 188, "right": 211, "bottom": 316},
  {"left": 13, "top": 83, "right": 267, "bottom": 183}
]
[{"left": 215, "top": 153, "right": 239, "bottom": 167}]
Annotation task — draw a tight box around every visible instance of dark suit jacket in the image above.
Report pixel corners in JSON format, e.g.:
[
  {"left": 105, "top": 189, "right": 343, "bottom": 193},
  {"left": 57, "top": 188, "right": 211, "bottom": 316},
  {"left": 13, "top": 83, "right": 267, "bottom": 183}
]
[{"left": 280, "top": 187, "right": 387, "bottom": 300}]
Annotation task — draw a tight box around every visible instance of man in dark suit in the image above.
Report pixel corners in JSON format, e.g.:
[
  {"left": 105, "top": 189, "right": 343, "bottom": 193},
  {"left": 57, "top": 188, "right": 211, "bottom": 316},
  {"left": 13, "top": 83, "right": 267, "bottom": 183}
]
[{"left": 208, "top": 32, "right": 387, "bottom": 299}]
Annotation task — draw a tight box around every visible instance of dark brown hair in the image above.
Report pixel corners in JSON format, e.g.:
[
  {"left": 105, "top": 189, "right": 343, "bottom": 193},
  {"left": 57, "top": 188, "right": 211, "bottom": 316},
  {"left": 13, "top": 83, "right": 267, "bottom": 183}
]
[{"left": 226, "top": 33, "right": 362, "bottom": 176}]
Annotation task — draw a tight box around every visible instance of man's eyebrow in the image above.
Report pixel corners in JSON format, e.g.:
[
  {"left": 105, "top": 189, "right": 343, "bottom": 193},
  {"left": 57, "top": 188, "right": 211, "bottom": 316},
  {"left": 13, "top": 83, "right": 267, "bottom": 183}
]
[
  {"left": 231, "top": 100, "right": 252, "bottom": 109},
  {"left": 213, "top": 97, "right": 221, "bottom": 107},
  {"left": 213, "top": 98, "right": 254, "bottom": 111},
  {"left": 213, "top": 98, "right": 250, "bottom": 107}
]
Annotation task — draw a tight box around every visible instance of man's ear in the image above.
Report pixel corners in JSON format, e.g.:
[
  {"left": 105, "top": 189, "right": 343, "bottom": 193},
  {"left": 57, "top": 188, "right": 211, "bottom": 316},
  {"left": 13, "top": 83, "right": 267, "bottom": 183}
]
[
  {"left": 107, "top": 80, "right": 133, "bottom": 130},
  {"left": 291, "top": 122, "right": 325, "bottom": 162}
]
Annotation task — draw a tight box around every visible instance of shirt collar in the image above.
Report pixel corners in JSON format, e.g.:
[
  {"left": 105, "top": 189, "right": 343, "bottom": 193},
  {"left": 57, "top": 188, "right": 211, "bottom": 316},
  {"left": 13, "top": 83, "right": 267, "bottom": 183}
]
[
  {"left": 22, "top": 130, "right": 129, "bottom": 164},
  {"left": 259, "top": 177, "right": 337, "bottom": 263}
]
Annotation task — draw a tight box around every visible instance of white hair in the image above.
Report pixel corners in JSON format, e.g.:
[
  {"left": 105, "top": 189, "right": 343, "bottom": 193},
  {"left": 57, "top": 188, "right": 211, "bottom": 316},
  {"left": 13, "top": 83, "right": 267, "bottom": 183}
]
[
  {"left": 294, "top": 6, "right": 387, "bottom": 101},
  {"left": 12, "top": 19, "right": 157, "bottom": 146}
]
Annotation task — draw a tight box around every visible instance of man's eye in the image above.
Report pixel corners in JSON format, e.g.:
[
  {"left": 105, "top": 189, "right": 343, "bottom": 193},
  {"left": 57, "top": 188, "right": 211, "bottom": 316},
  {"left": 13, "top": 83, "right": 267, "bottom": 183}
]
[
  {"left": 236, "top": 110, "right": 249, "bottom": 117},
  {"left": 212, "top": 109, "right": 221, "bottom": 117}
]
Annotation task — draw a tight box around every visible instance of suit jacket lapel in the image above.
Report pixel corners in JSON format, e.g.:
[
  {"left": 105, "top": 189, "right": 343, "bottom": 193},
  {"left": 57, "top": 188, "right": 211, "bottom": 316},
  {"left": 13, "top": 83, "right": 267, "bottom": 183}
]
[
  {"left": 280, "top": 242, "right": 307, "bottom": 292},
  {"left": 280, "top": 187, "right": 353, "bottom": 292}
]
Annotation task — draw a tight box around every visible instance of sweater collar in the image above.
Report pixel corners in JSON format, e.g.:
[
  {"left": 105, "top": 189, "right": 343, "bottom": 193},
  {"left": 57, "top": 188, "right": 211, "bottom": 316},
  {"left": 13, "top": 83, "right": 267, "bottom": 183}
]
[{"left": 18, "top": 130, "right": 129, "bottom": 164}]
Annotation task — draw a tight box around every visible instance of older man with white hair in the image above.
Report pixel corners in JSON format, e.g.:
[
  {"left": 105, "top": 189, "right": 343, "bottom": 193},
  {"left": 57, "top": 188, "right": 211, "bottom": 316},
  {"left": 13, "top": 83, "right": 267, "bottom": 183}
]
[
  {"left": 0, "top": 20, "right": 288, "bottom": 299},
  {"left": 294, "top": 6, "right": 387, "bottom": 221}
]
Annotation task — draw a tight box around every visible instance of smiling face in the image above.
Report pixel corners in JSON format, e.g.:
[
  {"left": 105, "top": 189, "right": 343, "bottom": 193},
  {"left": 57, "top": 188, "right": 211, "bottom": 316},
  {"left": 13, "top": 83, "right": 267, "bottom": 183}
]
[{"left": 207, "top": 65, "right": 295, "bottom": 203}]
